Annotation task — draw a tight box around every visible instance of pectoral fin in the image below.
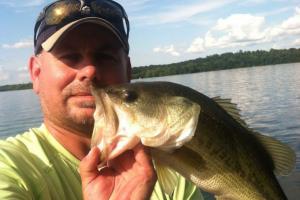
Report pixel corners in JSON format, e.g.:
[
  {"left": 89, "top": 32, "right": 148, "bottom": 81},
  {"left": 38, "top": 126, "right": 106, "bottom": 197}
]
[{"left": 154, "top": 159, "right": 179, "bottom": 196}]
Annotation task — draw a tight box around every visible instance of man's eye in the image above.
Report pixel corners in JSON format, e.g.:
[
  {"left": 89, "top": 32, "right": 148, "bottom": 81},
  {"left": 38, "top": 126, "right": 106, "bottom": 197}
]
[
  {"left": 60, "top": 54, "right": 80, "bottom": 62},
  {"left": 95, "top": 53, "right": 117, "bottom": 62}
]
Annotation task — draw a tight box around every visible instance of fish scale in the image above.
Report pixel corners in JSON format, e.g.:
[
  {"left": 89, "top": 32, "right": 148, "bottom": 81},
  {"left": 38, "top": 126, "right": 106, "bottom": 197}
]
[{"left": 187, "top": 112, "right": 285, "bottom": 199}]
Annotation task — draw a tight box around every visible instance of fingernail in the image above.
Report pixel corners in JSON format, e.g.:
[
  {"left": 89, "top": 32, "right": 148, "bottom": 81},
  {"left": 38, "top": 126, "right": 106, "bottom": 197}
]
[{"left": 88, "top": 147, "right": 96, "bottom": 157}]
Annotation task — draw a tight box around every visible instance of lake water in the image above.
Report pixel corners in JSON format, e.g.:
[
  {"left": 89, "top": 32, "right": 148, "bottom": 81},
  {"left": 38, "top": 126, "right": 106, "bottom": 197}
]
[{"left": 0, "top": 63, "right": 299, "bottom": 199}]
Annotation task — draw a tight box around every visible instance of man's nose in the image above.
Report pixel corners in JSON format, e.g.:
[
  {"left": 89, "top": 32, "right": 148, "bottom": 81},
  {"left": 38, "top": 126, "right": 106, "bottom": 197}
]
[{"left": 77, "top": 60, "right": 100, "bottom": 82}]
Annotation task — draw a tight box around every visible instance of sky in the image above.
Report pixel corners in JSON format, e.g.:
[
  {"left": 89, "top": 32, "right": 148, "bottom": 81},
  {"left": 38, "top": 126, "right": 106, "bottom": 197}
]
[{"left": 0, "top": 0, "right": 300, "bottom": 85}]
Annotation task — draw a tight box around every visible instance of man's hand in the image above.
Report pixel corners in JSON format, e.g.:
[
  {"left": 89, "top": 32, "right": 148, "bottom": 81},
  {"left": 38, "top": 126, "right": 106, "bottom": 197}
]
[{"left": 79, "top": 144, "right": 157, "bottom": 200}]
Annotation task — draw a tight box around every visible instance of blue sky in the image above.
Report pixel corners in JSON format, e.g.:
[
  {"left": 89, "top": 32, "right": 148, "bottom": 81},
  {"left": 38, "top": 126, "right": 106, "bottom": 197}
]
[{"left": 0, "top": 0, "right": 300, "bottom": 85}]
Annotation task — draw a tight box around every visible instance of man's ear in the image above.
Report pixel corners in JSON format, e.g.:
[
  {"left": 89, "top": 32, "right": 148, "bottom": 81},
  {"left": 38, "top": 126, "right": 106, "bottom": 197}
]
[
  {"left": 28, "top": 55, "right": 41, "bottom": 94},
  {"left": 126, "top": 56, "right": 132, "bottom": 83}
]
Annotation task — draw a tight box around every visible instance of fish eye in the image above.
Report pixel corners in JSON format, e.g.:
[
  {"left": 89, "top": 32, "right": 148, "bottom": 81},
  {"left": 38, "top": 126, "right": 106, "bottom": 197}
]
[{"left": 122, "top": 90, "right": 138, "bottom": 103}]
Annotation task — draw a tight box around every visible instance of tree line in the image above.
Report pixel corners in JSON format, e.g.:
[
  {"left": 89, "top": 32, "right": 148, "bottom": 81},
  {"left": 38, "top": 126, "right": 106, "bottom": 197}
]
[
  {"left": 132, "top": 48, "right": 300, "bottom": 79},
  {"left": 1, "top": 48, "right": 300, "bottom": 92},
  {"left": 0, "top": 83, "right": 33, "bottom": 92}
]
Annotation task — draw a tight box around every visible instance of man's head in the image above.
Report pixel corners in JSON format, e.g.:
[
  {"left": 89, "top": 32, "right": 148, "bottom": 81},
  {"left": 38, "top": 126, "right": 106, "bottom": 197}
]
[
  {"left": 34, "top": 0, "right": 130, "bottom": 55},
  {"left": 29, "top": 0, "right": 131, "bottom": 135}
]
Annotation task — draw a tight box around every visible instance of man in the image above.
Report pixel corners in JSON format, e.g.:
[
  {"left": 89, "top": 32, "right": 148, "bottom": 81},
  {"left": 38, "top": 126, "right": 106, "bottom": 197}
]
[{"left": 0, "top": 0, "right": 201, "bottom": 199}]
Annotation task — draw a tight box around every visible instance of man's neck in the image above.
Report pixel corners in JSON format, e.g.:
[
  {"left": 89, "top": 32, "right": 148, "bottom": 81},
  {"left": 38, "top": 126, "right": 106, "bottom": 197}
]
[{"left": 44, "top": 119, "right": 92, "bottom": 160}]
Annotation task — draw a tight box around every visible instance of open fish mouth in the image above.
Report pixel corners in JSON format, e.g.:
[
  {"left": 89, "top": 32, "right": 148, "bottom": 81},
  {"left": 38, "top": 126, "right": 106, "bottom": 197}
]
[
  {"left": 91, "top": 87, "right": 141, "bottom": 163},
  {"left": 90, "top": 88, "right": 119, "bottom": 161}
]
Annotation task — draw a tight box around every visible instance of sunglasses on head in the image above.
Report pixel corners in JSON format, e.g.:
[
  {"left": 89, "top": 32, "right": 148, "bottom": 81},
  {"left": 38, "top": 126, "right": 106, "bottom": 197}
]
[{"left": 34, "top": 0, "right": 129, "bottom": 53}]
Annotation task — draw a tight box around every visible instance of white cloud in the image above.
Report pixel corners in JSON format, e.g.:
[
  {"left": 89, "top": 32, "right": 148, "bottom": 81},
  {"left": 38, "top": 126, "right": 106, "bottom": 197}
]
[
  {"left": 153, "top": 45, "right": 180, "bottom": 57},
  {"left": 17, "top": 66, "right": 28, "bottom": 72},
  {"left": 187, "top": 7, "right": 300, "bottom": 53},
  {"left": 0, "top": 66, "right": 30, "bottom": 84},
  {"left": 134, "top": 0, "right": 238, "bottom": 25},
  {"left": 187, "top": 38, "right": 205, "bottom": 53},
  {"left": 213, "top": 14, "right": 266, "bottom": 41},
  {"left": 266, "top": 7, "right": 300, "bottom": 39},
  {"left": 2, "top": 40, "right": 33, "bottom": 49},
  {"left": 0, "top": 67, "right": 9, "bottom": 82},
  {"left": 16, "top": 66, "right": 30, "bottom": 83},
  {"left": 187, "top": 14, "right": 267, "bottom": 53},
  {"left": 293, "top": 39, "right": 300, "bottom": 46},
  {"left": 281, "top": 7, "right": 300, "bottom": 29},
  {"left": 18, "top": 72, "right": 30, "bottom": 80}
]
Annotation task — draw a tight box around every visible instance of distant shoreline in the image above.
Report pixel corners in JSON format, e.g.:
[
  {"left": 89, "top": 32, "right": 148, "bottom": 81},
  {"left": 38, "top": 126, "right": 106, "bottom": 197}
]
[
  {"left": 0, "top": 83, "right": 33, "bottom": 92},
  {"left": 1, "top": 48, "right": 300, "bottom": 92}
]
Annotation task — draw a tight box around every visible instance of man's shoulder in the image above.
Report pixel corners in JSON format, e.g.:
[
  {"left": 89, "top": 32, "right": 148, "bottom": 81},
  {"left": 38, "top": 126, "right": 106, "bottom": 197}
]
[
  {"left": 0, "top": 125, "right": 52, "bottom": 168},
  {"left": 1, "top": 126, "right": 43, "bottom": 154},
  {"left": 0, "top": 125, "right": 83, "bottom": 199}
]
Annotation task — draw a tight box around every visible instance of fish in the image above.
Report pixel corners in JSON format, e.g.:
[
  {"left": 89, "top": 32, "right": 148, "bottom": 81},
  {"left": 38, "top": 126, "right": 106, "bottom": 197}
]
[{"left": 90, "top": 81, "right": 296, "bottom": 200}]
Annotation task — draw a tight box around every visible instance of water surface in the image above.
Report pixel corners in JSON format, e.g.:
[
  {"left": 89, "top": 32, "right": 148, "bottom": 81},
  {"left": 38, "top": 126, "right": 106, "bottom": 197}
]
[{"left": 1, "top": 63, "right": 299, "bottom": 199}]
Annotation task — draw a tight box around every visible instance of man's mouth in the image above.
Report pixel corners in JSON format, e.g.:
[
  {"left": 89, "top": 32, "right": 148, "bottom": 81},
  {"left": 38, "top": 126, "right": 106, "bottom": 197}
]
[
  {"left": 69, "top": 91, "right": 96, "bottom": 108},
  {"left": 72, "top": 91, "right": 93, "bottom": 96}
]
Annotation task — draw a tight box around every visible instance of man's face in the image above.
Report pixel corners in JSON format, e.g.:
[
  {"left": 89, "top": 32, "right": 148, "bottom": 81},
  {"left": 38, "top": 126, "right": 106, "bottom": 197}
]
[{"left": 30, "top": 23, "right": 131, "bottom": 135}]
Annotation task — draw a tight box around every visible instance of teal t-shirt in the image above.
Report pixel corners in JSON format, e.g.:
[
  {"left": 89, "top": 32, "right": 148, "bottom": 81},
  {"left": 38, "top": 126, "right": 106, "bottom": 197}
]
[{"left": 0, "top": 124, "right": 203, "bottom": 200}]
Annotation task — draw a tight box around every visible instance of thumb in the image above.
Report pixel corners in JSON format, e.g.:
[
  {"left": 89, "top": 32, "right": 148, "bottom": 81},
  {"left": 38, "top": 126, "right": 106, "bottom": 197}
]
[{"left": 79, "top": 147, "right": 101, "bottom": 185}]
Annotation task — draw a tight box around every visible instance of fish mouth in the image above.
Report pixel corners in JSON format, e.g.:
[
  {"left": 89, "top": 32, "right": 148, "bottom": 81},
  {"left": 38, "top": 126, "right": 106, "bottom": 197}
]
[
  {"left": 101, "top": 92, "right": 119, "bottom": 130},
  {"left": 91, "top": 87, "right": 120, "bottom": 161},
  {"left": 91, "top": 87, "right": 142, "bottom": 163}
]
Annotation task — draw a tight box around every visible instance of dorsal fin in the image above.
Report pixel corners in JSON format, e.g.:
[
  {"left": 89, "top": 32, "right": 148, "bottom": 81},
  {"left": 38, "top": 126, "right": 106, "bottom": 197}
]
[
  {"left": 212, "top": 96, "right": 248, "bottom": 127},
  {"left": 252, "top": 132, "right": 296, "bottom": 176},
  {"left": 154, "top": 160, "right": 179, "bottom": 196}
]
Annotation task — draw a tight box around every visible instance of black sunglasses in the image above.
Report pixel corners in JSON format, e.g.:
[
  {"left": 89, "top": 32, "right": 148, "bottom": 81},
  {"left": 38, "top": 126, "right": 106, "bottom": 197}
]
[{"left": 34, "top": 0, "right": 130, "bottom": 54}]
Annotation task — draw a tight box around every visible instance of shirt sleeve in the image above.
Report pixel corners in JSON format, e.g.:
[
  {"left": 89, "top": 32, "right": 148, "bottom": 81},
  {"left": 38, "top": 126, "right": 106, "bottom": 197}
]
[
  {"left": 0, "top": 144, "right": 33, "bottom": 199},
  {"left": 0, "top": 173, "right": 32, "bottom": 199}
]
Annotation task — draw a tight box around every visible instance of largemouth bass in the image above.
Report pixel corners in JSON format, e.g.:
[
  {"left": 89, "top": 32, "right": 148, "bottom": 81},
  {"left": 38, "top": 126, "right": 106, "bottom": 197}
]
[{"left": 91, "top": 81, "right": 295, "bottom": 200}]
